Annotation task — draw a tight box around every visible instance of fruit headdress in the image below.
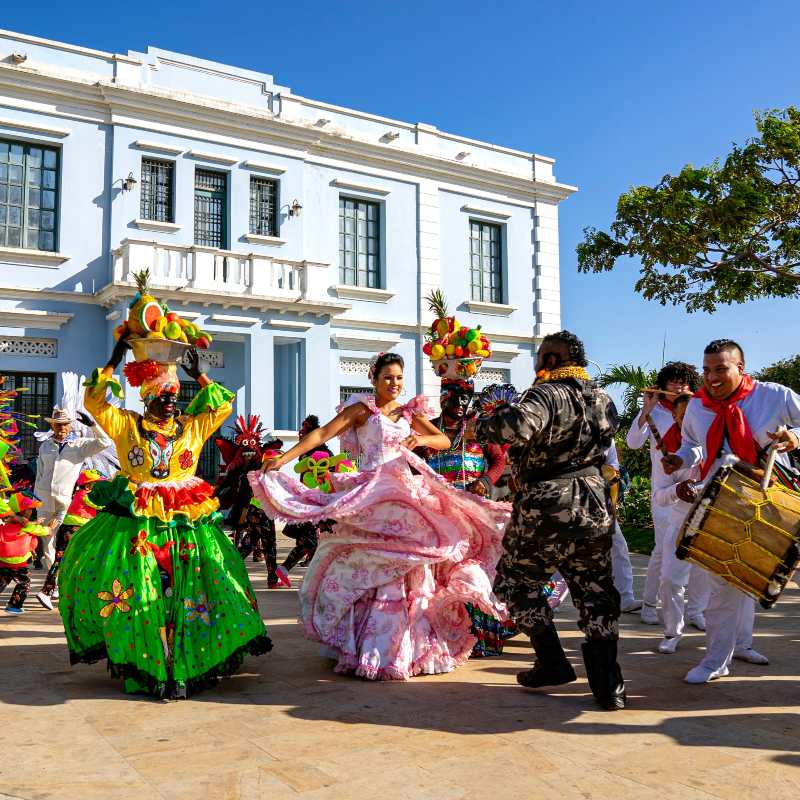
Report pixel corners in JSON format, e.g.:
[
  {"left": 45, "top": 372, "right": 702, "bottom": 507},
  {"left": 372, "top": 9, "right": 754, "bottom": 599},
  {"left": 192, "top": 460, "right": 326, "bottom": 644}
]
[
  {"left": 117, "top": 270, "right": 215, "bottom": 401},
  {"left": 422, "top": 290, "right": 492, "bottom": 381}
]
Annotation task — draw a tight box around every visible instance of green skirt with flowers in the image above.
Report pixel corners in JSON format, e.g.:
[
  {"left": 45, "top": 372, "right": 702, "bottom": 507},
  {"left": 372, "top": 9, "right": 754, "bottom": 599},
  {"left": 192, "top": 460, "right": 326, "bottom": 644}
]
[{"left": 58, "top": 489, "right": 271, "bottom": 698}]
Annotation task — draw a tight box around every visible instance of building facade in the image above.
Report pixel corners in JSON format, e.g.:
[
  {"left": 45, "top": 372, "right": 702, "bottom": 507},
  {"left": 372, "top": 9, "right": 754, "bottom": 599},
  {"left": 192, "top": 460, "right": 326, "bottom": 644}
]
[{"left": 0, "top": 28, "right": 575, "bottom": 475}]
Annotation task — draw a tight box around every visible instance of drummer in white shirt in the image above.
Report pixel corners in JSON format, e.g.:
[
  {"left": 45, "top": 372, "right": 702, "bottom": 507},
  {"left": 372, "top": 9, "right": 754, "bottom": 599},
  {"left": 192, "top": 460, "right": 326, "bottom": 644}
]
[
  {"left": 663, "top": 339, "right": 800, "bottom": 683},
  {"left": 627, "top": 362, "right": 708, "bottom": 627}
]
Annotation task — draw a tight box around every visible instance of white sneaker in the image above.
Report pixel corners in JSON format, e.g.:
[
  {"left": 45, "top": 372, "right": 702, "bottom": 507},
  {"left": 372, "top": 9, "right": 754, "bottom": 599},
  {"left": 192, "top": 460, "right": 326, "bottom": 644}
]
[
  {"left": 687, "top": 614, "right": 706, "bottom": 631},
  {"left": 658, "top": 635, "right": 681, "bottom": 654},
  {"left": 35, "top": 592, "right": 54, "bottom": 611},
  {"left": 640, "top": 604, "right": 659, "bottom": 625},
  {"left": 52, "top": 588, "right": 59, "bottom": 600},
  {"left": 733, "top": 647, "right": 769, "bottom": 665},
  {"left": 621, "top": 598, "right": 643, "bottom": 613},
  {"left": 684, "top": 664, "right": 730, "bottom": 684}
]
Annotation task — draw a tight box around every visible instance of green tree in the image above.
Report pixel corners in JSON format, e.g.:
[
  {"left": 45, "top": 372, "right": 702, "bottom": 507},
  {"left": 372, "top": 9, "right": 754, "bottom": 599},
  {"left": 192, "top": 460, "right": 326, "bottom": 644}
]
[
  {"left": 598, "top": 364, "right": 658, "bottom": 480},
  {"left": 577, "top": 107, "right": 800, "bottom": 312},
  {"left": 753, "top": 354, "right": 800, "bottom": 393}
]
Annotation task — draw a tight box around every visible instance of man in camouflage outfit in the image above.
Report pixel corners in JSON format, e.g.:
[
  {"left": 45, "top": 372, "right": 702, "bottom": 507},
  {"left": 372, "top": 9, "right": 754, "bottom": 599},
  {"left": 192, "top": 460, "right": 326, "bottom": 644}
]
[{"left": 477, "top": 330, "right": 626, "bottom": 710}]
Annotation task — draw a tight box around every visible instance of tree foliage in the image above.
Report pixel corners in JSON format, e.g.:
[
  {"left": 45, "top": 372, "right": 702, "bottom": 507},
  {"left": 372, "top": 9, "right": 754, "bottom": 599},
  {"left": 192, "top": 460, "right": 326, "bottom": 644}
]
[
  {"left": 577, "top": 107, "right": 800, "bottom": 312},
  {"left": 753, "top": 354, "right": 800, "bottom": 393}
]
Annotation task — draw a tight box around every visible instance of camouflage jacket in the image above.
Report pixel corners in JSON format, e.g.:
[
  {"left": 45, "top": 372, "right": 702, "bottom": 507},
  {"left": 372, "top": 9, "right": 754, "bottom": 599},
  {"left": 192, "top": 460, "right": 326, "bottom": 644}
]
[{"left": 477, "top": 378, "right": 619, "bottom": 486}]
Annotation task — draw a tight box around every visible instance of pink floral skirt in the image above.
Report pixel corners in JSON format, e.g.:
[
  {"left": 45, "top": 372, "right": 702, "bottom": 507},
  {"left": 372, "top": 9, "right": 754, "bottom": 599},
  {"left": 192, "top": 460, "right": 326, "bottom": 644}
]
[{"left": 249, "top": 451, "right": 510, "bottom": 679}]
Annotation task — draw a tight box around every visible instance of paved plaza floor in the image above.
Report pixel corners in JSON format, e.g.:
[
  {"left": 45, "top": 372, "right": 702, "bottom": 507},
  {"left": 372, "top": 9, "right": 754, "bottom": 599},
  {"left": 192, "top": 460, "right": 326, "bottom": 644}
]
[{"left": 1, "top": 540, "right": 798, "bottom": 800}]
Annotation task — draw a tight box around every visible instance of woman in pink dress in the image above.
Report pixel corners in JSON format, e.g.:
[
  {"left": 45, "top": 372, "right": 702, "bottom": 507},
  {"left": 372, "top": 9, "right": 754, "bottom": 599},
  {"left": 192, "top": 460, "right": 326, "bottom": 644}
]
[{"left": 248, "top": 353, "right": 510, "bottom": 680}]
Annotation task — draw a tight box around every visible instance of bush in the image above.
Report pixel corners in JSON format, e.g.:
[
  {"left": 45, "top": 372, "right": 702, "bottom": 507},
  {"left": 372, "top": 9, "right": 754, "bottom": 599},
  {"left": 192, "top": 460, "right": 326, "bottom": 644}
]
[
  {"left": 615, "top": 434, "right": 651, "bottom": 480},
  {"left": 619, "top": 474, "right": 652, "bottom": 528}
]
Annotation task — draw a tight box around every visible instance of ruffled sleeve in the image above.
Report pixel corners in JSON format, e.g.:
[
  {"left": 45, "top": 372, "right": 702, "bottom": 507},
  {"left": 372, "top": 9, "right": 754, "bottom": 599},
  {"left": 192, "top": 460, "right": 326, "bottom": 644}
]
[
  {"left": 335, "top": 392, "right": 376, "bottom": 459},
  {"left": 83, "top": 367, "right": 127, "bottom": 441},
  {"left": 401, "top": 394, "right": 435, "bottom": 422},
  {"left": 184, "top": 382, "right": 234, "bottom": 445}
]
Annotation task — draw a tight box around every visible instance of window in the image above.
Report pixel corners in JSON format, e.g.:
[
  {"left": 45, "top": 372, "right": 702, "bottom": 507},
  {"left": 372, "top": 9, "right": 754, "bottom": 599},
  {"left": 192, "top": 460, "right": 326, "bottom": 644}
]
[
  {"left": 469, "top": 220, "right": 502, "bottom": 304},
  {"left": 3, "top": 371, "right": 54, "bottom": 462},
  {"left": 339, "top": 385, "right": 369, "bottom": 405},
  {"left": 339, "top": 197, "right": 380, "bottom": 287},
  {"left": 140, "top": 159, "right": 174, "bottom": 222},
  {"left": 249, "top": 176, "right": 278, "bottom": 237},
  {"left": 194, "top": 168, "right": 227, "bottom": 248},
  {"left": 274, "top": 341, "right": 304, "bottom": 431},
  {"left": 0, "top": 139, "right": 58, "bottom": 251},
  {"left": 178, "top": 381, "right": 220, "bottom": 481}
]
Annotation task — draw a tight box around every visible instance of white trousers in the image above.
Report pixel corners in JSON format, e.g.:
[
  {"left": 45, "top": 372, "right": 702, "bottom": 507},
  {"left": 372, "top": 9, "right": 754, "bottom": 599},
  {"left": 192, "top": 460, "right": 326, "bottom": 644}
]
[
  {"left": 659, "top": 546, "right": 711, "bottom": 637},
  {"left": 37, "top": 506, "right": 67, "bottom": 570},
  {"left": 643, "top": 503, "right": 673, "bottom": 607},
  {"left": 611, "top": 521, "right": 635, "bottom": 604},
  {"left": 696, "top": 574, "right": 757, "bottom": 672}
]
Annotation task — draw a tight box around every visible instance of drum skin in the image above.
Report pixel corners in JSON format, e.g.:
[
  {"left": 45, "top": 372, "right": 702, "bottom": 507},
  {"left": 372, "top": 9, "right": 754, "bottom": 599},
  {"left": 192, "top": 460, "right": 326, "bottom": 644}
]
[{"left": 676, "top": 464, "right": 800, "bottom": 608}]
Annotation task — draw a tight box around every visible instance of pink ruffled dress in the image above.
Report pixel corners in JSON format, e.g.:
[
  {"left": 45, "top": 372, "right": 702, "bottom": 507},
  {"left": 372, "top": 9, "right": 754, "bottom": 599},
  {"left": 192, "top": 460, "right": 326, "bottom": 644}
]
[{"left": 248, "top": 393, "right": 511, "bottom": 680}]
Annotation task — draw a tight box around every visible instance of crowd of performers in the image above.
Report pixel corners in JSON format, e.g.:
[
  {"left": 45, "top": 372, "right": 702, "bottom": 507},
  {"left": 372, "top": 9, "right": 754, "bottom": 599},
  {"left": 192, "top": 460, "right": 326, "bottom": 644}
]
[{"left": 1, "top": 286, "right": 799, "bottom": 710}]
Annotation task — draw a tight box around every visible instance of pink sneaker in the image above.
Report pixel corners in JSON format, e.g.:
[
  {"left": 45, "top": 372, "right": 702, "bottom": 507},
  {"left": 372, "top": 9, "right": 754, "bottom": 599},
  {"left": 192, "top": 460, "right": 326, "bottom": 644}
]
[{"left": 275, "top": 565, "right": 292, "bottom": 588}]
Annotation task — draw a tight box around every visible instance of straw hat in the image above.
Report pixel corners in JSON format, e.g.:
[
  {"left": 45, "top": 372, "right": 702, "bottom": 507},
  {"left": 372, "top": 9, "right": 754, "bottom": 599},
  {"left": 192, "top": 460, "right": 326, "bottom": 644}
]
[{"left": 44, "top": 407, "right": 73, "bottom": 425}]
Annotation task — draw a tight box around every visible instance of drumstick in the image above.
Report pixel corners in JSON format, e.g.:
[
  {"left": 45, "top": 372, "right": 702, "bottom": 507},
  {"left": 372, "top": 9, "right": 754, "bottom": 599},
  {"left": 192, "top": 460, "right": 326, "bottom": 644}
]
[
  {"left": 760, "top": 425, "right": 786, "bottom": 493},
  {"left": 644, "top": 412, "right": 670, "bottom": 458}
]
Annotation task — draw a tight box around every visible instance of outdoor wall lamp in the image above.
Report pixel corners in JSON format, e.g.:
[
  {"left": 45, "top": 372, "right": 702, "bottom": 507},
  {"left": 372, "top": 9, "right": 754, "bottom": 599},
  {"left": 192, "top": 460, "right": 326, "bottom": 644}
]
[
  {"left": 122, "top": 172, "right": 137, "bottom": 192},
  {"left": 288, "top": 199, "right": 303, "bottom": 218}
]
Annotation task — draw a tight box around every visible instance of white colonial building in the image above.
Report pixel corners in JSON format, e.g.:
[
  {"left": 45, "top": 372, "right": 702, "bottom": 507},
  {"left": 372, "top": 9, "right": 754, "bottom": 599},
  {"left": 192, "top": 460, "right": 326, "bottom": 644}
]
[{"left": 0, "top": 28, "right": 575, "bottom": 477}]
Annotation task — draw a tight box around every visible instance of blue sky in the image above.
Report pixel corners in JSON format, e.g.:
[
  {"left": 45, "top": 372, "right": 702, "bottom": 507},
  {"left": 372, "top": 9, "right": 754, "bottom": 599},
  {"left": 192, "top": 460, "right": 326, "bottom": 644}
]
[{"left": 5, "top": 1, "right": 800, "bottom": 377}]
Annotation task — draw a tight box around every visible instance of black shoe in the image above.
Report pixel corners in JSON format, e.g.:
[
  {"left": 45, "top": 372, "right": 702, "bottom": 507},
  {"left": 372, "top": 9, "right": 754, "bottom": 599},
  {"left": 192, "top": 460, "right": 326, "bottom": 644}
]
[
  {"left": 516, "top": 624, "right": 578, "bottom": 689},
  {"left": 581, "top": 639, "right": 626, "bottom": 710}
]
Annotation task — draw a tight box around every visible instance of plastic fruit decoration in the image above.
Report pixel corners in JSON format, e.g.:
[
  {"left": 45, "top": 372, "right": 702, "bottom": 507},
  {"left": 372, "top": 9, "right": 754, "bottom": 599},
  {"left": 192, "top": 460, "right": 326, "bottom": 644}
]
[
  {"left": 113, "top": 269, "right": 214, "bottom": 350},
  {"left": 424, "top": 290, "right": 493, "bottom": 372}
]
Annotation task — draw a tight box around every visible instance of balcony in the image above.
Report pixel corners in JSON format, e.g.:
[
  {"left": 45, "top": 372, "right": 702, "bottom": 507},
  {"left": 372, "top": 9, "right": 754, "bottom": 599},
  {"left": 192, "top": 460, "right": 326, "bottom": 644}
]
[{"left": 102, "top": 238, "right": 349, "bottom": 315}]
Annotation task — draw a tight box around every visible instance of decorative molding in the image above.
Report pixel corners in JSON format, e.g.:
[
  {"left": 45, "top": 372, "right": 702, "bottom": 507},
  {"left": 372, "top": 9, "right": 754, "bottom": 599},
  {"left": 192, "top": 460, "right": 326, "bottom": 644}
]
[
  {"left": 475, "top": 367, "right": 510, "bottom": 386},
  {"left": 187, "top": 150, "right": 238, "bottom": 166},
  {"left": 464, "top": 300, "right": 517, "bottom": 317},
  {"left": 0, "top": 247, "right": 69, "bottom": 267},
  {"left": 0, "top": 335, "right": 57, "bottom": 357},
  {"left": 0, "top": 27, "right": 140, "bottom": 63},
  {"left": 209, "top": 314, "right": 262, "bottom": 325},
  {"left": 266, "top": 319, "right": 313, "bottom": 331},
  {"left": 243, "top": 233, "right": 286, "bottom": 246},
  {"left": 331, "top": 331, "right": 400, "bottom": 352},
  {"left": 339, "top": 357, "right": 371, "bottom": 376},
  {"left": 461, "top": 204, "right": 511, "bottom": 220},
  {"left": 0, "top": 116, "right": 70, "bottom": 138},
  {"left": 486, "top": 345, "right": 521, "bottom": 363},
  {"left": 331, "top": 179, "right": 390, "bottom": 196},
  {"left": 0, "top": 308, "right": 73, "bottom": 330},
  {"left": 132, "top": 218, "right": 181, "bottom": 233},
  {"left": 242, "top": 160, "right": 286, "bottom": 174},
  {"left": 133, "top": 140, "right": 183, "bottom": 156},
  {"left": 334, "top": 285, "right": 395, "bottom": 303},
  {"left": 179, "top": 349, "right": 223, "bottom": 368}
]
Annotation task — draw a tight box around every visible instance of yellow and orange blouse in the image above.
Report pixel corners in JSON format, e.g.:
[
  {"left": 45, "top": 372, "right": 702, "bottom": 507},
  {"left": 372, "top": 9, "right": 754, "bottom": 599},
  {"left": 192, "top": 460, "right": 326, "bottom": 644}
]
[{"left": 84, "top": 367, "right": 234, "bottom": 522}]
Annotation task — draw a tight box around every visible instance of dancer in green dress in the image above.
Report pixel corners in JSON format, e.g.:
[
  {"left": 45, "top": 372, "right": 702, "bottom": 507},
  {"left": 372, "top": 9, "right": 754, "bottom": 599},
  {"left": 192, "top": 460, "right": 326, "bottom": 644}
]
[{"left": 58, "top": 332, "right": 271, "bottom": 698}]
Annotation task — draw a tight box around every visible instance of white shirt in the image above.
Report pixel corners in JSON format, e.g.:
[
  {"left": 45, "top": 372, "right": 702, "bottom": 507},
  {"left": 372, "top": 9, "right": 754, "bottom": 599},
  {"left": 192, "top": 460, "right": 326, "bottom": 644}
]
[
  {"left": 605, "top": 442, "right": 620, "bottom": 470},
  {"left": 626, "top": 402, "right": 675, "bottom": 490},
  {"left": 676, "top": 381, "right": 800, "bottom": 478},
  {"left": 34, "top": 430, "right": 110, "bottom": 512}
]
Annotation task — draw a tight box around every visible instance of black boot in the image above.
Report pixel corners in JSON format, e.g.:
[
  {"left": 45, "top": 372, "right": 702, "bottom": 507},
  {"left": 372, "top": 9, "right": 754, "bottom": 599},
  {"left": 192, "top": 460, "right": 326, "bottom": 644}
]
[
  {"left": 516, "top": 624, "right": 577, "bottom": 688},
  {"left": 581, "top": 639, "right": 626, "bottom": 710}
]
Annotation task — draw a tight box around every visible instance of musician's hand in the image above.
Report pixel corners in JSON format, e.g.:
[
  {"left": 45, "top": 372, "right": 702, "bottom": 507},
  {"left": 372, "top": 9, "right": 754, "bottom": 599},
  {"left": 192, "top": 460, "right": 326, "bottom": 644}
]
[
  {"left": 466, "top": 479, "right": 488, "bottom": 497},
  {"left": 767, "top": 428, "right": 799, "bottom": 453},
  {"left": 662, "top": 453, "right": 684, "bottom": 475},
  {"left": 641, "top": 391, "right": 659, "bottom": 417},
  {"left": 676, "top": 481, "right": 697, "bottom": 504}
]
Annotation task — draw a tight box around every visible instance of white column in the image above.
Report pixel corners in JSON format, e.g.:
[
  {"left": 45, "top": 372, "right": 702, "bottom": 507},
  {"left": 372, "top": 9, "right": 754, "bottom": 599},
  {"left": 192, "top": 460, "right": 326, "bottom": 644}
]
[
  {"left": 533, "top": 199, "right": 562, "bottom": 338},
  {"left": 417, "top": 179, "right": 442, "bottom": 412}
]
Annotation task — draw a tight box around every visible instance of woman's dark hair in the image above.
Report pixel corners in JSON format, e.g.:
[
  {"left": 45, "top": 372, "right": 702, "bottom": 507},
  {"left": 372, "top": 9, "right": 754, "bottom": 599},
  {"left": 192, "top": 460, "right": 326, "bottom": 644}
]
[
  {"left": 656, "top": 361, "right": 701, "bottom": 392},
  {"left": 370, "top": 352, "right": 404, "bottom": 381},
  {"left": 704, "top": 339, "right": 745, "bottom": 362},
  {"left": 541, "top": 330, "right": 588, "bottom": 367}
]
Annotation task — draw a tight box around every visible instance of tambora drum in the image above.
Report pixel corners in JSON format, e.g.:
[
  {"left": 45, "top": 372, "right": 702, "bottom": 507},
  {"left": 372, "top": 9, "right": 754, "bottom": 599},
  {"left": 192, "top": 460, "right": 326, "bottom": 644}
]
[{"left": 677, "top": 463, "right": 800, "bottom": 608}]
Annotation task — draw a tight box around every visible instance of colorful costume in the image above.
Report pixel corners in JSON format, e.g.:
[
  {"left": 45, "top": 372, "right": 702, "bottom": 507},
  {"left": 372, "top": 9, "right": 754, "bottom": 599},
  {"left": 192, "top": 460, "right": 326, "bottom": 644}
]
[
  {"left": 58, "top": 356, "right": 271, "bottom": 698},
  {"left": 249, "top": 393, "right": 510, "bottom": 680},
  {"left": 0, "top": 491, "right": 49, "bottom": 613},
  {"left": 215, "top": 415, "right": 284, "bottom": 586}
]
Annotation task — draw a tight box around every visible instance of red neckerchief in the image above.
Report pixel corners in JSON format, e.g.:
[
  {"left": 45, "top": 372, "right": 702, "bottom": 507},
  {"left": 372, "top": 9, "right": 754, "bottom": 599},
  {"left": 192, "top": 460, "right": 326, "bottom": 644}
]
[
  {"left": 657, "top": 398, "right": 682, "bottom": 453},
  {"left": 695, "top": 374, "right": 757, "bottom": 479}
]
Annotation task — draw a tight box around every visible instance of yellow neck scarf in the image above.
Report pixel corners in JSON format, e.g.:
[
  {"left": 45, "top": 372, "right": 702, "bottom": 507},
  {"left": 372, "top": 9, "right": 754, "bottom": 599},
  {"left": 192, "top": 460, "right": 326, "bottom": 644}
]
[{"left": 536, "top": 366, "right": 592, "bottom": 383}]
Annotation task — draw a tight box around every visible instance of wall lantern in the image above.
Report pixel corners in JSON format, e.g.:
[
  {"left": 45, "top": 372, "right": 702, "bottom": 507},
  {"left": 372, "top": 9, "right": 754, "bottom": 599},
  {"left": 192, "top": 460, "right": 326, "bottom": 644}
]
[
  {"left": 122, "top": 172, "right": 138, "bottom": 192},
  {"left": 288, "top": 199, "right": 303, "bottom": 218}
]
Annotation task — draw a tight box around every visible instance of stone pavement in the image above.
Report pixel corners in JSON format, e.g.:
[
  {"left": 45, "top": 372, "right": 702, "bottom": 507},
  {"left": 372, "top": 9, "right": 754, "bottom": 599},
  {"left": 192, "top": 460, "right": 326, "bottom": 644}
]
[{"left": 0, "top": 543, "right": 798, "bottom": 800}]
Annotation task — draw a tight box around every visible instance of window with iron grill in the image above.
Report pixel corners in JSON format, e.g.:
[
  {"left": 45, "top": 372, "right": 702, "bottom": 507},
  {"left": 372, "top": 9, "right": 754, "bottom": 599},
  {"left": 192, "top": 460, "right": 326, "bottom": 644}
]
[
  {"left": 469, "top": 220, "right": 502, "bottom": 304},
  {"left": 249, "top": 176, "right": 278, "bottom": 237},
  {"left": 194, "top": 168, "right": 227, "bottom": 249},
  {"left": 178, "top": 381, "right": 220, "bottom": 481},
  {"left": 338, "top": 197, "right": 380, "bottom": 287},
  {"left": 3, "top": 371, "right": 55, "bottom": 463},
  {"left": 140, "top": 158, "right": 174, "bottom": 222},
  {"left": 339, "top": 385, "right": 370, "bottom": 405},
  {"left": 0, "top": 139, "right": 58, "bottom": 251}
]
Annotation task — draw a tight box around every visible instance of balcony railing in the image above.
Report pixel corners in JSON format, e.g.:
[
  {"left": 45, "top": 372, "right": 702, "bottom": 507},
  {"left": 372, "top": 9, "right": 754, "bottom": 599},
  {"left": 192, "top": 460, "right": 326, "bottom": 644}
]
[{"left": 111, "top": 238, "right": 335, "bottom": 309}]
